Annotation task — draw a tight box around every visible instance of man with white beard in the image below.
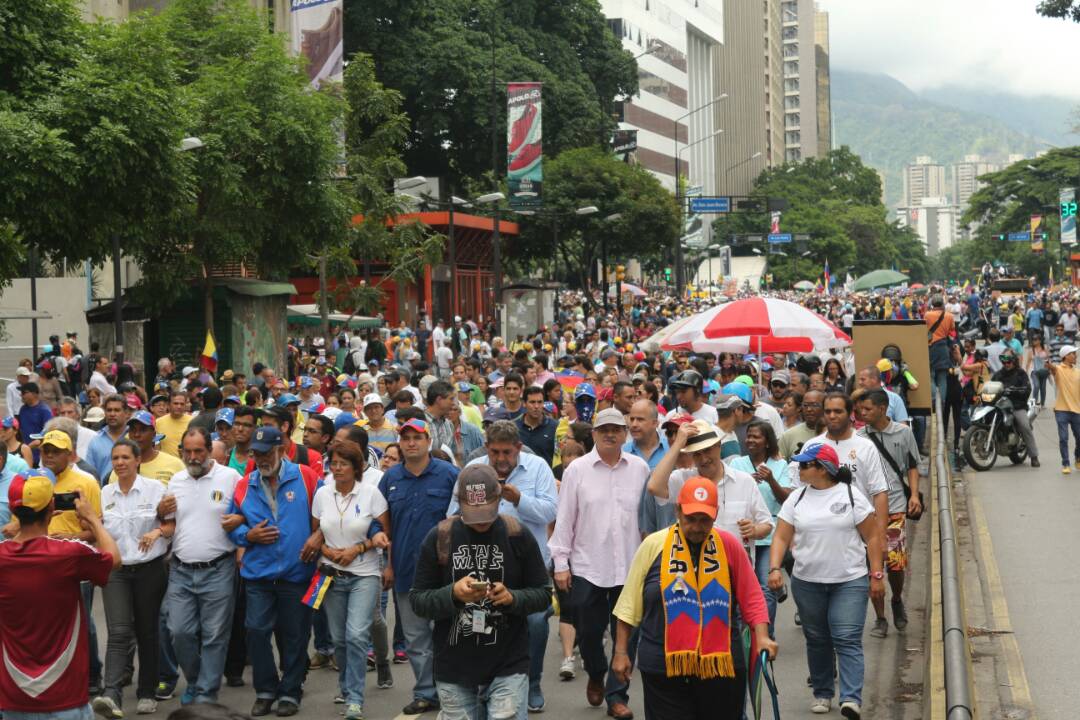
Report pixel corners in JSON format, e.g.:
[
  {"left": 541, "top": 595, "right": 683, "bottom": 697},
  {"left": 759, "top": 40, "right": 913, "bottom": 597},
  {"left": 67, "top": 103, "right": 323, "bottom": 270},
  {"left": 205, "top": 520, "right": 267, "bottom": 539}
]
[{"left": 156, "top": 427, "right": 243, "bottom": 705}]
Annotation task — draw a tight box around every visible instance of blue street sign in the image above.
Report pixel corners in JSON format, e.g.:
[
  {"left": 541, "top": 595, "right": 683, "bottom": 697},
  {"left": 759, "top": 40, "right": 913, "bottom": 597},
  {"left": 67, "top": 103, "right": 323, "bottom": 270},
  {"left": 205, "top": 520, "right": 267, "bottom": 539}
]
[
  {"left": 1007, "top": 231, "right": 1030, "bottom": 242},
  {"left": 688, "top": 196, "right": 731, "bottom": 214},
  {"left": 767, "top": 233, "right": 793, "bottom": 243}
]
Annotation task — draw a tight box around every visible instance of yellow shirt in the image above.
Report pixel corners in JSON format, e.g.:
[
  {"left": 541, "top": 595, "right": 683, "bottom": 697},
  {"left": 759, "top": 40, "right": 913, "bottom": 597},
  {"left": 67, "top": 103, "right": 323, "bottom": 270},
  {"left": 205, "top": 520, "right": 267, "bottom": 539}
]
[
  {"left": 108, "top": 450, "right": 184, "bottom": 486},
  {"left": 461, "top": 403, "right": 483, "bottom": 429},
  {"left": 612, "top": 530, "right": 668, "bottom": 627},
  {"left": 1053, "top": 363, "right": 1080, "bottom": 413},
  {"left": 156, "top": 413, "right": 192, "bottom": 458},
  {"left": 49, "top": 465, "right": 102, "bottom": 536}
]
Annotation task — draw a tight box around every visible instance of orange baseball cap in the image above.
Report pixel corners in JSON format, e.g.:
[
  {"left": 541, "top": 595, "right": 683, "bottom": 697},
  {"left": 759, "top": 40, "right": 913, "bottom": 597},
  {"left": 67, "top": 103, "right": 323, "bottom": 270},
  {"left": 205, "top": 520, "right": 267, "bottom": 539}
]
[{"left": 677, "top": 476, "right": 718, "bottom": 519}]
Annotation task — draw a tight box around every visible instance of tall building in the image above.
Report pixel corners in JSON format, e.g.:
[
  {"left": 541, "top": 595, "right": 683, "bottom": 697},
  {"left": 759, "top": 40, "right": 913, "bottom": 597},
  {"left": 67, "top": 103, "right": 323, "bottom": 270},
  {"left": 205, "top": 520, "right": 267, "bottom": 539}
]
[
  {"left": 779, "top": 0, "right": 818, "bottom": 163},
  {"left": 813, "top": 4, "right": 831, "bottom": 157},
  {"left": 606, "top": 0, "right": 724, "bottom": 197},
  {"left": 714, "top": 0, "right": 768, "bottom": 197},
  {"left": 897, "top": 197, "right": 960, "bottom": 256},
  {"left": 902, "top": 156, "right": 946, "bottom": 207},
  {"left": 763, "top": 0, "right": 785, "bottom": 169},
  {"left": 951, "top": 154, "right": 999, "bottom": 208}
]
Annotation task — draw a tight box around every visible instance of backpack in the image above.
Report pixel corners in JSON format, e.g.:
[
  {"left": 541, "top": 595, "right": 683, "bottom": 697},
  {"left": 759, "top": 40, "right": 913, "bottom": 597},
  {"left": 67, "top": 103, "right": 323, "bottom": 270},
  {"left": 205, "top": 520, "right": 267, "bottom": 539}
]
[{"left": 343, "top": 349, "right": 358, "bottom": 375}]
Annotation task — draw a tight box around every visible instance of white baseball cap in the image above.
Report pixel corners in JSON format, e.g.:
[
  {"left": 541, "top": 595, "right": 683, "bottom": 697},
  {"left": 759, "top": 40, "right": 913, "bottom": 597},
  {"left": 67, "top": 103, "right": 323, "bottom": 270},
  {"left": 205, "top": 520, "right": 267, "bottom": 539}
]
[
  {"left": 15, "top": 367, "right": 31, "bottom": 377},
  {"left": 1060, "top": 344, "right": 1078, "bottom": 360},
  {"left": 362, "top": 393, "right": 384, "bottom": 408}
]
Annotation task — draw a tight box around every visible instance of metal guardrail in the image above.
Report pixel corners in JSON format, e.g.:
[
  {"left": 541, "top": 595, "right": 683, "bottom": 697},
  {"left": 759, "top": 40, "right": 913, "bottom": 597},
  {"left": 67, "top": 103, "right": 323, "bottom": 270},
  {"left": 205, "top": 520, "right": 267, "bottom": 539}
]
[{"left": 935, "top": 396, "right": 974, "bottom": 720}]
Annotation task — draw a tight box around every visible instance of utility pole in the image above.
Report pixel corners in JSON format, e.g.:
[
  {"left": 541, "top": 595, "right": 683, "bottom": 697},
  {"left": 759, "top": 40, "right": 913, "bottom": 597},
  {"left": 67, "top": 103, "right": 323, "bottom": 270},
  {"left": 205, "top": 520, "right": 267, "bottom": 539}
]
[{"left": 112, "top": 235, "right": 124, "bottom": 365}]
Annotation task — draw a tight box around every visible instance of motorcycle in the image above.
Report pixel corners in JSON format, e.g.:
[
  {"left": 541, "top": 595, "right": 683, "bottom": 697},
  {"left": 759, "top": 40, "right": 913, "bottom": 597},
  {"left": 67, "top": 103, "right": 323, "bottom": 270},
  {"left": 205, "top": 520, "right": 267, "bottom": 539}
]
[{"left": 962, "top": 380, "right": 1040, "bottom": 471}]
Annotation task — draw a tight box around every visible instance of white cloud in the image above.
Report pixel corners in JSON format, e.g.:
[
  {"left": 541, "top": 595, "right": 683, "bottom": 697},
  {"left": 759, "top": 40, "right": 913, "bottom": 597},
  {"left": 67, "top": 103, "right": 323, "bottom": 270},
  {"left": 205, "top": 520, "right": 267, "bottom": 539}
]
[{"left": 818, "top": 0, "right": 1080, "bottom": 100}]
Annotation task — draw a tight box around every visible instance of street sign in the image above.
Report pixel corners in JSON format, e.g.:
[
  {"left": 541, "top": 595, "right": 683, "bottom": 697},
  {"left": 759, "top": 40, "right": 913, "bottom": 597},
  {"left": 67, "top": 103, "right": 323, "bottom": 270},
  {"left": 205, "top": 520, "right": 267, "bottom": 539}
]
[
  {"left": 768, "top": 233, "right": 792, "bottom": 243},
  {"left": 1061, "top": 188, "right": 1077, "bottom": 245},
  {"left": 1007, "top": 231, "right": 1030, "bottom": 242},
  {"left": 689, "top": 197, "right": 731, "bottom": 214}
]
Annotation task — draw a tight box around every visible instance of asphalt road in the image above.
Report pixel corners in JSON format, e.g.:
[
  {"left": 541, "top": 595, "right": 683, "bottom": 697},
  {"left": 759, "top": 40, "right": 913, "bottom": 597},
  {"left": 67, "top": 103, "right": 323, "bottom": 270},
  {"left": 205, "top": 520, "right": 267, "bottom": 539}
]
[
  {"left": 965, "top": 398, "right": 1075, "bottom": 720},
  {"left": 89, "top": 544, "right": 925, "bottom": 719}
]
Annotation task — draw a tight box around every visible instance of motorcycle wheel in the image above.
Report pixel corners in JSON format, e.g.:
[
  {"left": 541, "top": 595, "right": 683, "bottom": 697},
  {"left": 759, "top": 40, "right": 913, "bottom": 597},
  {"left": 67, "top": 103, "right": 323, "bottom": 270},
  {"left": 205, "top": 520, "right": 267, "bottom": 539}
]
[
  {"left": 963, "top": 425, "right": 998, "bottom": 471},
  {"left": 1008, "top": 438, "right": 1029, "bottom": 465}
]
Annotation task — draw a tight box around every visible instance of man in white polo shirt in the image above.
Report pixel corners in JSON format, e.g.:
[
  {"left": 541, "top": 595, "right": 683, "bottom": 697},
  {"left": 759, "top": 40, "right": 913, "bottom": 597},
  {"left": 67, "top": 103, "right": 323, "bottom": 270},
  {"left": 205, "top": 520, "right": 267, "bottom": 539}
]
[{"left": 157, "top": 426, "right": 242, "bottom": 705}]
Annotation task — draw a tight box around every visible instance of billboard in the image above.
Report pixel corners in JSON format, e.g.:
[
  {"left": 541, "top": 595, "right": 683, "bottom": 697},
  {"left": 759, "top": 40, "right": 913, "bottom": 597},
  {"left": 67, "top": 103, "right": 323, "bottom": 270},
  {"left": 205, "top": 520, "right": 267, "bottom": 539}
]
[
  {"left": 1031, "top": 215, "right": 1044, "bottom": 254},
  {"left": 291, "top": 0, "right": 343, "bottom": 88},
  {"left": 1062, "top": 188, "right": 1078, "bottom": 246},
  {"left": 507, "top": 83, "right": 542, "bottom": 209}
]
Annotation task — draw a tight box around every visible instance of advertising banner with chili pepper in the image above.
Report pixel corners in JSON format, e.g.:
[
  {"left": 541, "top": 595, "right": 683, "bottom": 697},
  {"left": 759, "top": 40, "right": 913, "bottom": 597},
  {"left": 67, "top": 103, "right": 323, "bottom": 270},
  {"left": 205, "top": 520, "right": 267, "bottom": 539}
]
[
  {"left": 290, "top": 0, "right": 343, "bottom": 88},
  {"left": 507, "top": 82, "right": 543, "bottom": 210}
]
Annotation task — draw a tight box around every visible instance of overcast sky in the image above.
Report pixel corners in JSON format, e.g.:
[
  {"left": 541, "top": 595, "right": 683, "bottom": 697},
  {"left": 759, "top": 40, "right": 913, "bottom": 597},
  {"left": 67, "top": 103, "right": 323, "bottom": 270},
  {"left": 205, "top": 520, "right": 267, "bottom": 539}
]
[{"left": 818, "top": 0, "right": 1080, "bottom": 100}]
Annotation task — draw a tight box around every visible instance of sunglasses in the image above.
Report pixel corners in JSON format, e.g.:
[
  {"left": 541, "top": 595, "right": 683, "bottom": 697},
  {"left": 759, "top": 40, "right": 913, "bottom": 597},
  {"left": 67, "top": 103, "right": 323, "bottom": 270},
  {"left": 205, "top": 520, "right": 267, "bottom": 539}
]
[{"left": 798, "top": 461, "right": 821, "bottom": 470}]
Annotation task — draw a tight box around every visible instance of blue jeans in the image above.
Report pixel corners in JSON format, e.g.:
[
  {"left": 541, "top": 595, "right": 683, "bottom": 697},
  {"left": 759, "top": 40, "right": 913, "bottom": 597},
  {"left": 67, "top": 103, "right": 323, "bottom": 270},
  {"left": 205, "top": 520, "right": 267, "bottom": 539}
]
[
  {"left": 159, "top": 605, "right": 178, "bottom": 685},
  {"left": 81, "top": 582, "right": 102, "bottom": 685},
  {"left": 245, "top": 579, "right": 313, "bottom": 705},
  {"left": 753, "top": 545, "right": 778, "bottom": 631},
  {"left": 518, "top": 608, "right": 552, "bottom": 716},
  {"left": 791, "top": 575, "right": 869, "bottom": 705},
  {"left": 312, "top": 606, "right": 334, "bottom": 656},
  {"left": 6, "top": 706, "right": 92, "bottom": 720},
  {"left": 436, "top": 672, "right": 529, "bottom": 720},
  {"left": 323, "top": 575, "right": 380, "bottom": 706},
  {"left": 167, "top": 558, "right": 236, "bottom": 703},
  {"left": 1055, "top": 410, "right": 1080, "bottom": 466},
  {"left": 395, "top": 590, "right": 437, "bottom": 703},
  {"left": 932, "top": 368, "right": 950, "bottom": 409}
]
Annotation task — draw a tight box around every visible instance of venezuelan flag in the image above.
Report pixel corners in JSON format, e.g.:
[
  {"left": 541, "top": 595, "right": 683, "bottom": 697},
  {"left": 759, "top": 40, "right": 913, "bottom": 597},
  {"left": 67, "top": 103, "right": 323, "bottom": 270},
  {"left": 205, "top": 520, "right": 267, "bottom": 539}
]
[
  {"left": 823, "top": 258, "right": 831, "bottom": 295},
  {"left": 200, "top": 330, "right": 219, "bottom": 373},
  {"left": 302, "top": 570, "right": 333, "bottom": 609}
]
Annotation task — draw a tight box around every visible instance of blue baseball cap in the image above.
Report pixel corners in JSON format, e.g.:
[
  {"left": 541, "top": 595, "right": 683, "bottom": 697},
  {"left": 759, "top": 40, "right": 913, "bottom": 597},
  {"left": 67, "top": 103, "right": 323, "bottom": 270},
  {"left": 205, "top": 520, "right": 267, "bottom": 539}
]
[
  {"left": 278, "top": 393, "right": 300, "bottom": 406},
  {"left": 250, "top": 426, "right": 283, "bottom": 453},
  {"left": 456, "top": 382, "right": 472, "bottom": 393},
  {"left": 224, "top": 395, "right": 242, "bottom": 405},
  {"left": 721, "top": 382, "right": 754, "bottom": 406},
  {"left": 792, "top": 443, "right": 841, "bottom": 476},
  {"left": 127, "top": 410, "right": 155, "bottom": 428},
  {"left": 1, "top": 416, "right": 17, "bottom": 430},
  {"left": 215, "top": 408, "right": 235, "bottom": 427},
  {"left": 298, "top": 376, "right": 314, "bottom": 389}
]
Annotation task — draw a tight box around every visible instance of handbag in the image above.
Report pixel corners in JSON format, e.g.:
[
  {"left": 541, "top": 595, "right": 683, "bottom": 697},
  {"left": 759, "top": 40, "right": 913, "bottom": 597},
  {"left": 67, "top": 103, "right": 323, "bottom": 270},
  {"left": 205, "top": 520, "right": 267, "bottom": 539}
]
[{"left": 866, "top": 430, "right": 925, "bottom": 520}]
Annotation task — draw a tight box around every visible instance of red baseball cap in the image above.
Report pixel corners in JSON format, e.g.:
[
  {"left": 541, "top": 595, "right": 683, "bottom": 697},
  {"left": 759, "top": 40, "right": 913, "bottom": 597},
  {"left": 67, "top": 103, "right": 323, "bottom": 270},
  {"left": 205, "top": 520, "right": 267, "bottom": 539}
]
[
  {"left": 677, "top": 476, "right": 718, "bottom": 519},
  {"left": 661, "top": 413, "right": 694, "bottom": 430}
]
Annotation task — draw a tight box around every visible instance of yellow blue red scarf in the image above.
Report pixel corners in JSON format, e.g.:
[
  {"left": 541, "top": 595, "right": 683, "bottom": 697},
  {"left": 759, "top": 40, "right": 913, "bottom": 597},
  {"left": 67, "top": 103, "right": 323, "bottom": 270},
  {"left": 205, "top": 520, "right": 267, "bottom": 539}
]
[{"left": 660, "top": 523, "right": 734, "bottom": 678}]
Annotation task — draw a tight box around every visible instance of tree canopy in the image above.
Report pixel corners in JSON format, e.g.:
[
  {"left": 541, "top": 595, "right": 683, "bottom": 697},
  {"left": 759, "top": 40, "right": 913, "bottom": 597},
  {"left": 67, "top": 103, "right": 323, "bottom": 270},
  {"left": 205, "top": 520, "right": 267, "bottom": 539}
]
[
  {"left": 344, "top": 0, "right": 638, "bottom": 190},
  {"left": 1037, "top": 0, "right": 1080, "bottom": 21}
]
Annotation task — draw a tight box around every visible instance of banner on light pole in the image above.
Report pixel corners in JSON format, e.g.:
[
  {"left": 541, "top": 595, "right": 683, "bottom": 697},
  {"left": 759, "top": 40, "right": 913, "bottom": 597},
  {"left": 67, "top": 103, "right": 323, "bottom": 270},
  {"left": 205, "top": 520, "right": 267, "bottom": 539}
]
[
  {"left": 290, "top": 0, "right": 343, "bottom": 88},
  {"left": 507, "top": 83, "right": 543, "bottom": 209}
]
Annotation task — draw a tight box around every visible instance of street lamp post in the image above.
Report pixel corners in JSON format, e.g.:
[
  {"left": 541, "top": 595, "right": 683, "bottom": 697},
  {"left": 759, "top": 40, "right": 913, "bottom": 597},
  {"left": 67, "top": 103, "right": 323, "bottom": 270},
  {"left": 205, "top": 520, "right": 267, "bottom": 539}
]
[
  {"left": 673, "top": 94, "right": 728, "bottom": 297},
  {"left": 707, "top": 243, "right": 722, "bottom": 289},
  {"left": 476, "top": 191, "right": 506, "bottom": 332}
]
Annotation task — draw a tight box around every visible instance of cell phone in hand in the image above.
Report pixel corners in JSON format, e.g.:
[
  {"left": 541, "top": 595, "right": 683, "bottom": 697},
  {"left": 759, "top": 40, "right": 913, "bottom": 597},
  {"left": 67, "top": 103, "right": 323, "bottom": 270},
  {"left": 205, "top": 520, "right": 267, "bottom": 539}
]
[
  {"left": 469, "top": 580, "right": 490, "bottom": 591},
  {"left": 54, "top": 492, "right": 78, "bottom": 512}
]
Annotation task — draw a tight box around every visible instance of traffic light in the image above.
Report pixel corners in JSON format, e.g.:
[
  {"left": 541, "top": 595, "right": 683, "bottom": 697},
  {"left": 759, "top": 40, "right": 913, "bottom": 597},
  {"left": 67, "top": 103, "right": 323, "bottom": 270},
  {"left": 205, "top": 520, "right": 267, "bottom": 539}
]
[
  {"left": 616, "top": 265, "right": 626, "bottom": 282},
  {"left": 991, "top": 233, "right": 1007, "bottom": 241},
  {"left": 664, "top": 267, "right": 672, "bottom": 281}
]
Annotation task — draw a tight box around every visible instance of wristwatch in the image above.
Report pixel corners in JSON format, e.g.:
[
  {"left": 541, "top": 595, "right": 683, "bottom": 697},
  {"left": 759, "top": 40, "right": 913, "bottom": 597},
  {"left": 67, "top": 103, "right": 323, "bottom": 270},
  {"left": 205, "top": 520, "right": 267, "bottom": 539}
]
[{"left": 871, "top": 570, "right": 885, "bottom": 580}]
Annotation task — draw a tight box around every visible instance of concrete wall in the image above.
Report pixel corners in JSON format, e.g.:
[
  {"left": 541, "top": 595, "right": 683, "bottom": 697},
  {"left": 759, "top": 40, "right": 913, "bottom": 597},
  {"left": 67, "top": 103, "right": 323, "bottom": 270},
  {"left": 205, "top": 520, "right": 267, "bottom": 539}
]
[{"left": 0, "top": 277, "right": 90, "bottom": 350}]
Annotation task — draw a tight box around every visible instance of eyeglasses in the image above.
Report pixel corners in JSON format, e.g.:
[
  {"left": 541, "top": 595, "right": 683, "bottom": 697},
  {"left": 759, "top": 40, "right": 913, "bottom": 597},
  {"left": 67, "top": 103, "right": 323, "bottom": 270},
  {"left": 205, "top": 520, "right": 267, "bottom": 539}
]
[{"left": 798, "top": 461, "right": 820, "bottom": 470}]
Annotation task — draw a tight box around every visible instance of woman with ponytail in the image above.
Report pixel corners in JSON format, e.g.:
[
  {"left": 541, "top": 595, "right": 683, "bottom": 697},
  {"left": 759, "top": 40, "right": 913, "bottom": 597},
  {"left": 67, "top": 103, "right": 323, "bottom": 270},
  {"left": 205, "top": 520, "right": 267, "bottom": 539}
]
[{"left": 767, "top": 443, "right": 884, "bottom": 720}]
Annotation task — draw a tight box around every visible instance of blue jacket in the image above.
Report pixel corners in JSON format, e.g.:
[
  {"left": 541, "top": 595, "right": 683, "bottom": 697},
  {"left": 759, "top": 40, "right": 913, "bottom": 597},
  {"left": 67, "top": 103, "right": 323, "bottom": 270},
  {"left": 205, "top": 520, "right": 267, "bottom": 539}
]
[
  {"left": 229, "top": 459, "right": 319, "bottom": 584},
  {"left": 459, "top": 419, "right": 485, "bottom": 459}
]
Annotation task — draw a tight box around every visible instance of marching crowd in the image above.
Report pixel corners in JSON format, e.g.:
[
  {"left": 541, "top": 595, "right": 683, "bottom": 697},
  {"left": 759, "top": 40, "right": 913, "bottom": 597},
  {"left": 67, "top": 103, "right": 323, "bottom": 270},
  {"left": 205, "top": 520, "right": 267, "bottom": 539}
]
[{"left": 7, "top": 280, "right": 1079, "bottom": 720}]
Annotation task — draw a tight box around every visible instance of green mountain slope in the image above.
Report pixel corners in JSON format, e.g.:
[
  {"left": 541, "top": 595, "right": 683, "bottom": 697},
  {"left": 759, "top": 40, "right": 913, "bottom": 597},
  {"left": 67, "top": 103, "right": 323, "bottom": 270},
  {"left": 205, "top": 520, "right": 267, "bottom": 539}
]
[{"left": 832, "top": 69, "right": 1045, "bottom": 209}]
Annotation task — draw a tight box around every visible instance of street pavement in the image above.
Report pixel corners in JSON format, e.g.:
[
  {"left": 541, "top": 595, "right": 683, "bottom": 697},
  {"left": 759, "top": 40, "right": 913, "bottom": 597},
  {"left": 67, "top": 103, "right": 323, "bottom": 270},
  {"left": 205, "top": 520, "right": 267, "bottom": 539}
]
[
  {"left": 90, "top": 533, "right": 928, "bottom": 719},
  {"left": 965, "top": 400, "right": 1073, "bottom": 720}
]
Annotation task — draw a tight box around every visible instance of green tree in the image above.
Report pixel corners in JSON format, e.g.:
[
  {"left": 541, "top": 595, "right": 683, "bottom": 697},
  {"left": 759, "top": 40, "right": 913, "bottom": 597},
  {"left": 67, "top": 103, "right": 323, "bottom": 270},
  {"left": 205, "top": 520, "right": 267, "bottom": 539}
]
[
  {"left": 962, "top": 147, "right": 1080, "bottom": 282},
  {"left": 0, "top": 0, "right": 83, "bottom": 103},
  {"left": 344, "top": 0, "right": 637, "bottom": 189},
  {"left": 1037, "top": 0, "right": 1080, "bottom": 21},
  {"left": 516, "top": 147, "right": 679, "bottom": 301}
]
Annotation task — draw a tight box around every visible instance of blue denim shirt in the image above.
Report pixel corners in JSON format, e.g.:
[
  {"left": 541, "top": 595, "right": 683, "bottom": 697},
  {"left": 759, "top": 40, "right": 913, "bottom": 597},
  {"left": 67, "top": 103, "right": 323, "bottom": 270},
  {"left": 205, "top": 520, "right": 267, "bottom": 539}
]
[
  {"left": 625, "top": 435, "right": 674, "bottom": 535},
  {"left": 453, "top": 452, "right": 558, "bottom": 565},
  {"left": 378, "top": 457, "right": 459, "bottom": 594},
  {"left": 86, "top": 427, "right": 125, "bottom": 485}
]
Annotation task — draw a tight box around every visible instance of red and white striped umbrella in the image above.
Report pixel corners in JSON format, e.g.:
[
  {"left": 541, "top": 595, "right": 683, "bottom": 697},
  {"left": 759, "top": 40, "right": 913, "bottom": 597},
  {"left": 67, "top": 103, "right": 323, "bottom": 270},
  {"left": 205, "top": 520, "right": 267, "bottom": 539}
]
[{"left": 702, "top": 297, "right": 850, "bottom": 348}]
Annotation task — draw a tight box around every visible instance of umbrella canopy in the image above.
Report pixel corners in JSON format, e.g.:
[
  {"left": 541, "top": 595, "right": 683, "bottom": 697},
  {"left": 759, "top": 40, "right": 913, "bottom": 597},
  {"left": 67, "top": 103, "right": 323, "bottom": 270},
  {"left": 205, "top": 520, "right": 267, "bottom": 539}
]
[
  {"left": 702, "top": 297, "right": 850, "bottom": 347},
  {"left": 793, "top": 280, "right": 815, "bottom": 291},
  {"left": 638, "top": 315, "right": 696, "bottom": 352},
  {"left": 909, "top": 282, "right": 925, "bottom": 289},
  {"left": 852, "top": 269, "right": 909, "bottom": 292},
  {"left": 607, "top": 282, "right": 647, "bottom": 297},
  {"left": 662, "top": 301, "right": 849, "bottom": 354},
  {"left": 286, "top": 304, "right": 382, "bottom": 330}
]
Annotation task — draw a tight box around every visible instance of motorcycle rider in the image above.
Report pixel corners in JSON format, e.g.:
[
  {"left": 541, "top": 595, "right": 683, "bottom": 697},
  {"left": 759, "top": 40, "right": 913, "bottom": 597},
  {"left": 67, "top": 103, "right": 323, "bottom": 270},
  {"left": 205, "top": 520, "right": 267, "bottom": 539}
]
[{"left": 989, "top": 350, "right": 1040, "bottom": 467}]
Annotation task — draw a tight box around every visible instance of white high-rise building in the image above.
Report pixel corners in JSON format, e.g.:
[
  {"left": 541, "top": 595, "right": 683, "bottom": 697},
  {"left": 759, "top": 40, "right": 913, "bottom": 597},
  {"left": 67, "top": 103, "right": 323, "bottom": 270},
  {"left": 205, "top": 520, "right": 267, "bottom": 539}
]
[
  {"left": 779, "top": 0, "right": 818, "bottom": 163},
  {"left": 902, "top": 156, "right": 947, "bottom": 208},
  {"left": 897, "top": 197, "right": 959, "bottom": 256},
  {"left": 951, "top": 154, "right": 999, "bottom": 208},
  {"left": 604, "top": 0, "right": 724, "bottom": 198}
]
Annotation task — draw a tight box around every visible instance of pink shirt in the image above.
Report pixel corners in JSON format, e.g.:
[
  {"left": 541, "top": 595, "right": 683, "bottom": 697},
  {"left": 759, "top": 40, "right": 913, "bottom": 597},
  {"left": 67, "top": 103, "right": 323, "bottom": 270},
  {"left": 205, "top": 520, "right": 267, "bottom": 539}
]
[{"left": 548, "top": 448, "right": 651, "bottom": 588}]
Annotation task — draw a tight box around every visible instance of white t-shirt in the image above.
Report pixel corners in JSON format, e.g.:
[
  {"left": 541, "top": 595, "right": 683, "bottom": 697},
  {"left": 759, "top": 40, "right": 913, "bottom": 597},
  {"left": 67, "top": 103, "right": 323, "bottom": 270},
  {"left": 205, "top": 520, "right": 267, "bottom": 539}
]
[
  {"left": 435, "top": 345, "right": 454, "bottom": 371},
  {"left": 311, "top": 480, "right": 388, "bottom": 576},
  {"left": 166, "top": 461, "right": 241, "bottom": 564},
  {"left": 682, "top": 403, "right": 719, "bottom": 424},
  {"left": 754, "top": 402, "right": 785, "bottom": 439},
  {"left": 90, "top": 370, "right": 117, "bottom": 397},
  {"left": 657, "top": 466, "right": 773, "bottom": 540},
  {"left": 789, "top": 431, "right": 889, "bottom": 505},
  {"left": 778, "top": 482, "right": 873, "bottom": 583}
]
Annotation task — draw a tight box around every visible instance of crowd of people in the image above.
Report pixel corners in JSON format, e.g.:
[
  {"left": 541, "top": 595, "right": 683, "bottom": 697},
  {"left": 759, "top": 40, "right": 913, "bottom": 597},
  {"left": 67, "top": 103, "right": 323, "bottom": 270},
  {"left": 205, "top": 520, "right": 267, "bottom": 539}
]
[{"left": 4, "top": 279, "right": 1077, "bottom": 720}]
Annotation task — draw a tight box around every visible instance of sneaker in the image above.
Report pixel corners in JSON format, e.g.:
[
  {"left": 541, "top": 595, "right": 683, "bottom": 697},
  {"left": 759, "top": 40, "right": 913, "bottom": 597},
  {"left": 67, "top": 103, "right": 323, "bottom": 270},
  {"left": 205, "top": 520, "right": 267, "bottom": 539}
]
[
  {"left": 559, "top": 656, "right": 576, "bottom": 680},
  {"left": 334, "top": 695, "right": 345, "bottom": 704},
  {"left": 869, "top": 617, "right": 889, "bottom": 638},
  {"left": 393, "top": 650, "right": 409, "bottom": 664},
  {"left": 136, "top": 698, "right": 157, "bottom": 715},
  {"left": 840, "top": 700, "right": 862, "bottom": 719},
  {"left": 367, "top": 652, "right": 376, "bottom": 671},
  {"left": 1031, "top": 458, "right": 1041, "bottom": 468},
  {"left": 92, "top": 696, "right": 123, "bottom": 719},
  {"left": 528, "top": 687, "right": 545, "bottom": 712},
  {"left": 275, "top": 700, "right": 299, "bottom": 717},
  {"left": 402, "top": 698, "right": 439, "bottom": 714},
  {"left": 344, "top": 704, "right": 364, "bottom": 720},
  {"left": 811, "top": 697, "right": 831, "bottom": 714},
  {"left": 179, "top": 688, "right": 197, "bottom": 706},
  {"left": 377, "top": 663, "right": 394, "bottom": 689},
  {"left": 251, "top": 698, "right": 274, "bottom": 717},
  {"left": 892, "top": 598, "right": 908, "bottom": 630},
  {"left": 794, "top": 611, "right": 802, "bottom": 626},
  {"left": 1063, "top": 466, "right": 1072, "bottom": 474},
  {"left": 309, "top": 651, "right": 331, "bottom": 669},
  {"left": 154, "top": 681, "right": 175, "bottom": 701},
  {"left": 776, "top": 580, "right": 788, "bottom": 604},
  {"left": 1074, "top": 459, "right": 1080, "bottom": 470}
]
